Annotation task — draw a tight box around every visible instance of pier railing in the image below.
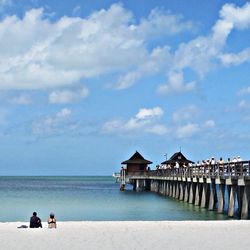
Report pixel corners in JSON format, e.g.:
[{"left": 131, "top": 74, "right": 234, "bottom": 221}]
[
  {"left": 122, "top": 161, "right": 250, "bottom": 220},
  {"left": 126, "top": 161, "right": 250, "bottom": 179}
]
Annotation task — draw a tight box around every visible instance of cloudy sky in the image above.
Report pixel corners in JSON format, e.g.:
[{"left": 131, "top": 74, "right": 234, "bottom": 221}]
[{"left": 0, "top": 0, "right": 250, "bottom": 175}]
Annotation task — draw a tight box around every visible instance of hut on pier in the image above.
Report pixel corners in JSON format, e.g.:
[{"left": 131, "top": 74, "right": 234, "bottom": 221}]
[
  {"left": 161, "top": 151, "right": 194, "bottom": 170},
  {"left": 121, "top": 151, "right": 152, "bottom": 175}
]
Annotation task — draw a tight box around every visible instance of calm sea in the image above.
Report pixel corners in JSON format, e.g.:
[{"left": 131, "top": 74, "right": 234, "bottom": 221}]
[{"left": 0, "top": 176, "right": 228, "bottom": 222}]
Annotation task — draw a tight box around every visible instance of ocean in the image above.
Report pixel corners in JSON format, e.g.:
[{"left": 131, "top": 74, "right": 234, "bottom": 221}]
[{"left": 0, "top": 176, "right": 228, "bottom": 222}]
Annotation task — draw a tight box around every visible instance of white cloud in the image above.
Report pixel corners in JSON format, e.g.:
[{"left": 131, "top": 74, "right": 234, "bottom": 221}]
[
  {"left": 145, "top": 124, "right": 169, "bottom": 135},
  {"left": 102, "top": 119, "right": 123, "bottom": 134},
  {"left": 0, "top": 2, "right": 248, "bottom": 94},
  {"left": 171, "top": 106, "right": 215, "bottom": 138},
  {"left": 32, "top": 108, "right": 74, "bottom": 135},
  {"left": 72, "top": 5, "right": 81, "bottom": 15},
  {"left": 102, "top": 105, "right": 215, "bottom": 138},
  {"left": 157, "top": 71, "right": 196, "bottom": 95},
  {"left": 239, "top": 99, "right": 247, "bottom": 108},
  {"left": 238, "top": 86, "right": 250, "bottom": 95},
  {"left": 56, "top": 108, "right": 72, "bottom": 118},
  {"left": 10, "top": 94, "right": 32, "bottom": 105},
  {"left": 157, "top": 2, "right": 250, "bottom": 95},
  {"left": 135, "top": 106, "right": 163, "bottom": 120},
  {"left": 0, "top": 4, "right": 193, "bottom": 91},
  {"left": 124, "top": 107, "right": 163, "bottom": 130},
  {"left": 102, "top": 107, "right": 168, "bottom": 135},
  {"left": 115, "top": 46, "right": 171, "bottom": 90},
  {"left": 49, "top": 87, "right": 89, "bottom": 104},
  {"left": 204, "top": 120, "right": 215, "bottom": 128},
  {"left": 136, "top": 8, "right": 194, "bottom": 39},
  {"left": 220, "top": 2, "right": 250, "bottom": 30},
  {"left": 176, "top": 123, "right": 200, "bottom": 138},
  {"left": 172, "top": 105, "right": 199, "bottom": 123},
  {"left": 220, "top": 48, "right": 250, "bottom": 66},
  {"left": 239, "top": 100, "right": 249, "bottom": 109}
]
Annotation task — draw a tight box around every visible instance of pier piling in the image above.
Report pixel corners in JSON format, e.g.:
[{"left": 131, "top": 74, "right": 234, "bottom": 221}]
[{"left": 120, "top": 158, "right": 250, "bottom": 220}]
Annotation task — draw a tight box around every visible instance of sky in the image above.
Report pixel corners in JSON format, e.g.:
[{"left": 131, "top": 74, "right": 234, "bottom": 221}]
[{"left": 0, "top": 0, "right": 250, "bottom": 175}]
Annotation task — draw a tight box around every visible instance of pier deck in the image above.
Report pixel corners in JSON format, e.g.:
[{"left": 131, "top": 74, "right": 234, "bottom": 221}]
[{"left": 122, "top": 161, "right": 250, "bottom": 219}]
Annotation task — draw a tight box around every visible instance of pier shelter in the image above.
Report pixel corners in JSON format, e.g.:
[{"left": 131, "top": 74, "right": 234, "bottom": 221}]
[
  {"left": 161, "top": 151, "right": 194, "bottom": 167},
  {"left": 118, "top": 151, "right": 250, "bottom": 219},
  {"left": 121, "top": 151, "right": 152, "bottom": 175}
]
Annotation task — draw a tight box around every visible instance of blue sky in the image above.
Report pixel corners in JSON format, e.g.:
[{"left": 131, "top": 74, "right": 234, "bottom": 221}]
[{"left": 0, "top": 0, "right": 250, "bottom": 175}]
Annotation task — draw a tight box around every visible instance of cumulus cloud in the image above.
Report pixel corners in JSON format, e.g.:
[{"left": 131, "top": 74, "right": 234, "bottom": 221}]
[
  {"left": 72, "top": 5, "right": 81, "bottom": 15},
  {"left": 123, "top": 2, "right": 250, "bottom": 95},
  {"left": 145, "top": 124, "right": 169, "bottom": 135},
  {"left": 220, "top": 2, "right": 250, "bottom": 30},
  {"left": 173, "top": 3, "right": 250, "bottom": 74},
  {"left": 49, "top": 87, "right": 89, "bottom": 104},
  {"left": 157, "top": 71, "right": 196, "bottom": 95},
  {"left": 156, "top": 2, "right": 250, "bottom": 95},
  {"left": 220, "top": 48, "right": 250, "bottom": 66},
  {"left": 56, "top": 108, "right": 72, "bottom": 118},
  {"left": 102, "top": 107, "right": 168, "bottom": 135},
  {"left": 135, "top": 106, "right": 163, "bottom": 119},
  {"left": 0, "top": 4, "right": 194, "bottom": 91},
  {"left": 176, "top": 123, "right": 200, "bottom": 138},
  {"left": 32, "top": 108, "right": 75, "bottom": 136},
  {"left": 136, "top": 8, "right": 194, "bottom": 39},
  {"left": 238, "top": 86, "right": 250, "bottom": 96},
  {"left": 10, "top": 94, "right": 32, "bottom": 105},
  {"left": 115, "top": 46, "right": 171, "bottom": 89},
  {"left": 103, "top": 104, "right": 215, "bottom": 138},
  {"left": 172, "top": 105, "right": 199, "bottom": 123},
  {"left": 204, "top": 120, "right": 215, "bottom": 128},
  {"left": 239, "top": 99, "right": 248, "bottom": 108},
  {"left": 0, "top": 2, "right": 248, "bottom": 95},
  {"left": 170, "top": 105, "right": 214, "bottom": 138}
]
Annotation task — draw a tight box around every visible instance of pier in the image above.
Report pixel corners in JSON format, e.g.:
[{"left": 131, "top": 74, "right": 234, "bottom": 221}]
[{"left": 119, "top": 151, "right": 250, "bottom": 219}]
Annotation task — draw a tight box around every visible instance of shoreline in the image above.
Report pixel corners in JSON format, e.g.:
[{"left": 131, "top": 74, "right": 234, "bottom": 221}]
[{"left": 0, "top": 221, "right": 250, "bottom": 250}]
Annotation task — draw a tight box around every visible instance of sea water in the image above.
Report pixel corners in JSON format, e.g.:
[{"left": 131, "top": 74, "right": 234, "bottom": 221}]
[{"left": 0, "top": 176, "right": 228, "bottom": 222}]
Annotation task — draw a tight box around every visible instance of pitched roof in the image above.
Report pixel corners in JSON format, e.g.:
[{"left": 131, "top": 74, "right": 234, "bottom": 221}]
[
  {"left": 161, "top": 151, "right": 194, "bottom": 165},
  {"left": 121, "top": 151, "right": 152, "bottom": 165}
]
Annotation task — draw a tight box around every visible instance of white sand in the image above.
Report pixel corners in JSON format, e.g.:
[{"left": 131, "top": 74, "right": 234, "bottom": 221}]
[{"left": 0, "top": 221, "right": 249, "bottom": 250}]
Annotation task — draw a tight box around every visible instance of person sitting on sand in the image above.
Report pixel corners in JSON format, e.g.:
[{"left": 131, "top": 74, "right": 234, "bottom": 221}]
[
  {"left": 48, "top": 213, "right": 57, "bottom": 229},
  {"left": 30, "top": 212, "right": 42, "bottom": 228}
]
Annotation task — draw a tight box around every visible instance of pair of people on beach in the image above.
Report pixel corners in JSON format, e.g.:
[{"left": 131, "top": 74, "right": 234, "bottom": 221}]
[{"left": 30, "top": 212, "right": 57, "bottom": 229}]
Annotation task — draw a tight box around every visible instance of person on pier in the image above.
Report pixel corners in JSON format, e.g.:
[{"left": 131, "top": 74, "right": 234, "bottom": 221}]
[
  {"left": 218, "top": 157, "right": 224, "bottom": 175},
  {"left": 210, "top": 157, "right": 217, "bottom": 176}
]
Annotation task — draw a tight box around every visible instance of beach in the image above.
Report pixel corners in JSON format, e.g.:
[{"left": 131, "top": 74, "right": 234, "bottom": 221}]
[{"left": 0, "top": 221, "right": 250, "bottom": 250}]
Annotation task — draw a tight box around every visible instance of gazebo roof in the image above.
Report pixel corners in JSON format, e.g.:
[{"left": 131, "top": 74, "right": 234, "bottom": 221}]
[
  {"left": 161, "top": 151, "right": 194, "bottom": 165},
  {"left": 121, "top": 151, "right": 152, "bottom": 165}
]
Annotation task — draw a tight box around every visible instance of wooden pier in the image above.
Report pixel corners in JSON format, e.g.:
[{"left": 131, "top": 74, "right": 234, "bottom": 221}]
[{"left": 119, "top": 151, "right": 250, "bottom": 219}]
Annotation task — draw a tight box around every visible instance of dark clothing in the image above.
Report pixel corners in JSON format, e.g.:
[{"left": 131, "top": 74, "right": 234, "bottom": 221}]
[{"left": 30, "top": 215, "right": 42, "bottom": 228}]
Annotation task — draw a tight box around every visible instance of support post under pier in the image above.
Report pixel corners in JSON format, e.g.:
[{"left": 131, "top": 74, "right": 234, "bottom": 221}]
[
  {"left": 241, "top": 185, "right": 250, "bottom": 220},
  {"left": 189, "top": 182, "right": 194, "bottom": 204},
  {"left": 175, "top": 182, "right": 180, "bottom": 199},
  {"left": 184, "top": 182, "right": 189, "bottom": 202},
  {"left": 208, "top": 180, "right": 217, "bottom": 211},
  {"left": 228, "top": 185, "right": 236, "bottom": 217},
  {"left": 217, "top": 184, "right": 225, "bottom": 213},
  {"left": 179, "top": 182, "right": 184, "bottom": 201},
  {"left": 201, "top": 183, "right": 207, "bottom": 208},
  {"left": 194, "top": 183, "right": 200, "bottom": 206}
]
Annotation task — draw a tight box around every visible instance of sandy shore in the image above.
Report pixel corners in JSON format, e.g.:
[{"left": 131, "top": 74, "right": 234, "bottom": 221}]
[{"left": 0, "top": 221, "right": 249, "bottom": 250}]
